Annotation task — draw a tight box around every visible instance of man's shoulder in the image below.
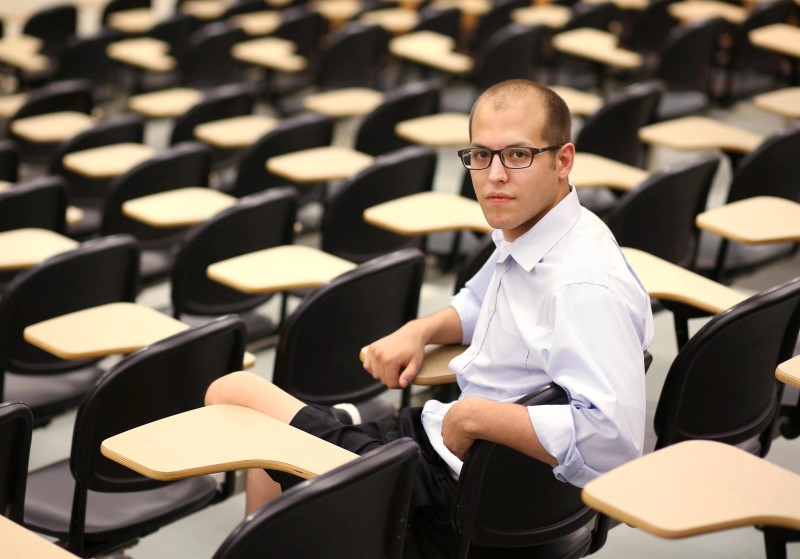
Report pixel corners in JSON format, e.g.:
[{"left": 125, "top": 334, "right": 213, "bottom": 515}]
[{"left": 556, "top": 208, "right": 620, "bottom": 288}]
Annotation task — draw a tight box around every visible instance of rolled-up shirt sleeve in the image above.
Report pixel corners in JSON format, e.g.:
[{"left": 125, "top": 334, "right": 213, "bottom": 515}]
[{"left": 528, "top": 281, "right": 648, "bottom": 487}]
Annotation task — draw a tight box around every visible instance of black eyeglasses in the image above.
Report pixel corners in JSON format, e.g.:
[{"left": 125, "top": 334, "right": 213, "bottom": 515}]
[{"left": 457, "top": 146, "right": 562, "bottom": 170}]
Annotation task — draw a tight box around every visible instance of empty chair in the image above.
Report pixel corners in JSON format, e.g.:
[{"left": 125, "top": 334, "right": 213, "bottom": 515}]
[
  {"left": 653, "top": 276, "right": 800, "bottom": 456},
  {"left": 702, "top": 122, "right": 800, "bottom": 281},
  {"left": 467, "top": 23, "right": 549, "bottom": 98},
  {"left": 148, "top": 12, "right": 198, "bottom": 64},
  {"left": 315, "top": 22, "right": 390, "bottom": 92},
  {"left": 0, "top": 176, "right": 69, "bottom": 290},
  {"left": 574, "top": 79, "right": 663, "bottom": 170},
  {"left": 49, "top": 113, "right": 146, "bottom": 239},
  {"left": 605, "top": 154, "right": 720, "bottom": 347},
  {"left": 227, "top": 112, "right": 333, "bottom": 198},
  {"left": 271, "top": 7, "right": 327, "bottom": 72},
  {"left": 51, "top": 29, "right": 126, "bottom": 102},
  {"left": 212, "top": 439, "right": 419, "bottom": 559},
  {"left": 652, "top": 17, "right": 728, "bottom": 120},
  {"left": 468, "top": 0, "right": 528, "bottom": 55},
  {"left": 718, "top": 0, "right": 795, "bottom": 103},
  {"left": 22, "top": 315, "right": 246, "bottom": 558},
  {"left": 169, "top": 82, "right": 256, "bottom": 167},
  {"left": 22, "top": 4, "right": 78, "bottom": 60},
  {"left": 618, "top": 0, "right": 680, "bottom": 62},
  {"left": 272, "top": 248, "right": 425, "bottom": 420},
  {"left": 7, "top": 79, "right": 94, "bottom": 165},
  {"left": 171, "top": 187, "right": 298, "bottom": 345},
  {"left": 321, "top": 146, "right": 437, "bottom": 263},
  {"left": 0, "top": 235, "right": 139, "bottom": 427},
  {"left": 354, "top": 80, "right": 440, "bottom": 157},
  {"left": 0, "top": 175, "right": 68, "bottom": 233},
  {"left": 177, "top": 22, "right": 250, "bottom": 90},
  {"left": 411, "top": 6, "right": 461, "bottom": 43},
  {"left": 101, "top": 141, "right": 213, "bottom": 286},
  {"left": 0, "top": 402, "right": 33, "bottom": 524}
]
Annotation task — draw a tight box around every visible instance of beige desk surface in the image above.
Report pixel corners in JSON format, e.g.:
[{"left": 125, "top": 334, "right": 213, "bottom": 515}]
[
  {"left": 102, "top": 404, "right": 357, "bottom": 481},
  {"left": 127, "top": 87, "right": 204, "bottom": 119},
  {"left": 752, "top": 87, "right": 800, "bottom": 119},
  {"left": 395, "top": 112, "right": 470, "bottom": 147},
  {"left": 0, "top": 35, "right": 49, "bottom": 72},
  {"left": 313, "top": 0, "right": 362, "bottom": 22},
  {"left": 552, "top": 28, "right": 643, "bottom": 70},
  {"left": 24, "top": 302, "right": 189, "bottom": 360},
  {"left": 122, "top": 187, "right": 237, "bottom": 228},
  {"left": 208, "top": 244, "right": 356, "bottom": 294},
  {"left": 62, "top": 143, "right": 156, "bottom": 179},
  {"left": 430, "top": 0, "right": 490, "bottom": 16},
  {"left": 9, "top": 111, "right": 95, "bottom": 143},
  {"left": 582, "top": 439, "right": 800, "bottom": 538},
  {"left": 179, "top": 0, "right": 227, "bottom": 20},
  {"left": 232, "top": 37, "right": 307, "bottom": 72},
  {"left": 668, "top": 0, "right": 747, "bottom": 23},
  {"left": 360, "top": 343, "right": 464, "bottom": 385},
  {"left": 776, "top": 354, "right": 800, "bottom": 388},
  {"left": 512, "top": 4, "right": 571, "bottom": 29},
  {"left": 303, "top": 87, "right": 385, "bottom": 118},
  {"left": 622, "top": 247, "right": 748, "bottom": 314},
  {"left": 2, "top": 515, "right": 79, "bottom": 559},
  {"left": 193, "top": 114, "right": 278, "bottom": 148},
  {"left": 749, "top": 23, "right": 800, "bottom": 60},
  {"left": 550, "top": 85, "right": 603, "bottom": 117},
  {"left": 389, "top": 31, "right": 474, "bottom": 74},
  {"left": 638, "top": 116, "right": 764, "bottom": 153},
  {"left": 266, "top": 145, "right": 374, "bottom": 183},
  {"left": 106, "top": 8, "right": 158, "bottom": 34},
  {"left": 571, "top": 152, "right": 649, "bottom": 191},
  {"left": 231, "top": 10, "right": 282, "bottom": 36},
  {"left": 359, "top": 7, "right": 420, "bottom": 34},
  {"left": 107, "top": 37, "right": 175, "bottom": 72},
  {"left": 695, "top": 196, "right": 800, "bottom": 244},
  {"left": 0, "top": 228, "right": 79, "bottom": 271},
  {"left": 364, "top": 191, "right": 491, "bottom": 235},
  {"left": 0, "top": 92, "right": 28, "bottom": 118}
]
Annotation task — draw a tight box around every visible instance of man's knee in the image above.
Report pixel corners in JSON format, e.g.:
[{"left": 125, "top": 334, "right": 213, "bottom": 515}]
[{"left": 205, "top": 370, "right": 253, "bottom": 406}]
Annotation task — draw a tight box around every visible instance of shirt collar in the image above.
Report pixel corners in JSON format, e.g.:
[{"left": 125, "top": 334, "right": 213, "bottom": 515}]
[{"left": 493, "top": 186, "right": 581, "bottom": 271}]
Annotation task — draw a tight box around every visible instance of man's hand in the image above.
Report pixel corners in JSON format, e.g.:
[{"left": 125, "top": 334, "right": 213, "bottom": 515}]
[
  {"left": 441, "top": 397, "right": 490, "bottom": 460},
  {"left": 362, "top": 324, "right": 426, "bottom": 389}
]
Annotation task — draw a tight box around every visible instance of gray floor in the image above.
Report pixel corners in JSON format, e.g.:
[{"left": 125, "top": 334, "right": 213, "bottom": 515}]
[{"left": 5, "top": 0, "right": 800, "bottom": 556}]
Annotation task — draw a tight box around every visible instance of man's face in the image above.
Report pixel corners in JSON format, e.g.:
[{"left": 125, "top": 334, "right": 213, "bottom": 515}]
[{"left": 469, "top": 100, "right": 573, "bottom": 242}]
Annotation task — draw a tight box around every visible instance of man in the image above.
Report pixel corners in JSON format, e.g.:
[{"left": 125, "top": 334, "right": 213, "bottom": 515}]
[{"left": 205, "top": 79, "right": 653, "bottom": 557}]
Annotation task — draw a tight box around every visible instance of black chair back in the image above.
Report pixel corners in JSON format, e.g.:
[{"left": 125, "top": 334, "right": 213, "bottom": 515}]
[
  {"left": 273, "top": 248, "right": 425, "bottom": 405},
  {"left": 23, "top": 4, "right": 78, "bottom": 59},
  {"left": 230, "top": 112, "right": 333, "bottom": 197},
  {"left": 316, "top": 22, "right": 390, "bottom": 90},
  {"left": 170, "top": 82, "right": 256, "bottom": 145},
  {"left": 212, "top": 439, "right": 420, "bottom": 559},
  {"left": 0, "top": 402, "right": 33, "bottom": 523},
  {"left": 472, "top": 23, "right": 549, "bottom": 92},
  {"left": 321, "top": 146, "right": 437, "bottom": 263},
  {"left": 605, "top": 153, "right": 720, "bottom": 270},
  {"left": 171, "top": 187, "right": 297, "bottom": 319},
  {"left": 575, "top": 80, "right": 663, "bottom": 169},
  {"left": 654, "top": 276, "right": 800, "bottom": 455},
  {"left": 0, "top": 175, "right": 68, "bottom": 233},
  {"left": 355, "top": 80, "right": 440, "bottom": 157}
]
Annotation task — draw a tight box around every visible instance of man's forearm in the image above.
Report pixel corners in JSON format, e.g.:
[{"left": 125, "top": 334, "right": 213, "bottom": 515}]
[{"left": 442, "top": 397, "right": 558, "bottom": 466}]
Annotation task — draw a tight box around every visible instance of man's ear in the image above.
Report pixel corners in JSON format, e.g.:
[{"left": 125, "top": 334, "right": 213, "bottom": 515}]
[{"left": 557, "top": 143, "right": 576, "bottom": 180}]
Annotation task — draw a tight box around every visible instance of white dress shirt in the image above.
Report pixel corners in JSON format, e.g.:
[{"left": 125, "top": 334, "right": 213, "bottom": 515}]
[{"left": 421, "top": 187, "right": 654, "bottom": 487}]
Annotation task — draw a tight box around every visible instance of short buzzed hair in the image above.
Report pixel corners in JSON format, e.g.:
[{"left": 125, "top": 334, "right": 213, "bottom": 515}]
[{"left": 469, "top": 80, "right": 572, "bottom": 147}]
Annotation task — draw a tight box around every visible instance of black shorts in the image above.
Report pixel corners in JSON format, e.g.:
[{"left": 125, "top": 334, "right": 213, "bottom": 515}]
[{"left": 271, "top": 405, "right": 458, "bottom": 558}]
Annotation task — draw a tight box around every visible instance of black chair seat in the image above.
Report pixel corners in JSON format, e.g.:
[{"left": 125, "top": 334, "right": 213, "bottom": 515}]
[
  {"left": 24, "top": 460, "right": 218, "bottom": 544},
  {"left": 5, "top": 366, "right": 105, "bottom": 427}
]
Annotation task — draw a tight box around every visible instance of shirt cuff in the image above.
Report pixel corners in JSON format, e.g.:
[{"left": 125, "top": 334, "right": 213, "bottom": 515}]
[{"left": 528, "top": 404, "right": 596, "bottom": 487}]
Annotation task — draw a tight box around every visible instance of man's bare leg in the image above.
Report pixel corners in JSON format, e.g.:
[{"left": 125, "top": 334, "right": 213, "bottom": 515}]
[{"left": 205, "top": 371, "right": 307, "bottom": 515}]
